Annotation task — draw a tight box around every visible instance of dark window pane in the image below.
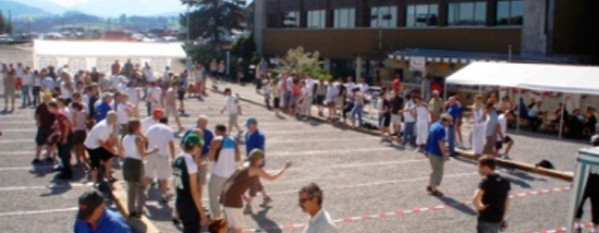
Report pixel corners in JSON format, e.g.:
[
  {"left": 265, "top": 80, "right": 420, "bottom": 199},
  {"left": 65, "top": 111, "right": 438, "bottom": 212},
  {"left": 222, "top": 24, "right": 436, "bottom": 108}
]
[
  {"left": 474, "top": 2, "right": 486, "bottom": 25},
  {"left": 496, "top": 0, "right": 510, "bottom": 25},
  {"left": 510, "top": 0, "right": 523, "bottom": 25}
]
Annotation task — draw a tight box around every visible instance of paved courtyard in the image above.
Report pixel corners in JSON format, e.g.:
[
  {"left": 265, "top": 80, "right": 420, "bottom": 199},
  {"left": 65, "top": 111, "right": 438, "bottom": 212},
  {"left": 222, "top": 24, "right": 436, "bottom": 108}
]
[{"left": 0, "top": 81, "right": 594, "bottom": 233}]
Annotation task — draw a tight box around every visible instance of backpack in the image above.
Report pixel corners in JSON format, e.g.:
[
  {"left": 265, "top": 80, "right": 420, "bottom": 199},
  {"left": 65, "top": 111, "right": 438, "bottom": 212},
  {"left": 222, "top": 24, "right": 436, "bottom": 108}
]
[{"left": 535, "top": 160, "right": 555, "bottom": 169}]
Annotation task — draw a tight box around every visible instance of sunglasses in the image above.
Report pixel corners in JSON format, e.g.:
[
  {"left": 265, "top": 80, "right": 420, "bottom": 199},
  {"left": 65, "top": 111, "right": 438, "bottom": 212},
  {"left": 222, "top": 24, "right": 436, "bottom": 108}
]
[{"left": 298, "top": 197, "right": 312, "bottom": 204}]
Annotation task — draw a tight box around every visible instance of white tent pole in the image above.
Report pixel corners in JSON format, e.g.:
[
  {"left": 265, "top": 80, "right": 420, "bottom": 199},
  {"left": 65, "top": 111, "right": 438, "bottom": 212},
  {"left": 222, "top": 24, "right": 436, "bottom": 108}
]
[
  {"left": 559, "top": 93, "right": 565, "bottom": 139},
  {"left": 517, "top": 88, "right": 521, "bottom": 133}
]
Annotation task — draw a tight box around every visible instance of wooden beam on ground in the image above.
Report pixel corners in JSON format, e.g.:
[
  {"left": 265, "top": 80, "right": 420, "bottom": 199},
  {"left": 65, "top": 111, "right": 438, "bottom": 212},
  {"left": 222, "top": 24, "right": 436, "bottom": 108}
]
[{"left": 111, "top": 182, "right": 161, "bottom": 233}]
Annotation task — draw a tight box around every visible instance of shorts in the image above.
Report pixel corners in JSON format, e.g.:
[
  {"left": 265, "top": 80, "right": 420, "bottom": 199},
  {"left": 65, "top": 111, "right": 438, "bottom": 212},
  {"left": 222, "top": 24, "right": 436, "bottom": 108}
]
[
  {"left": 391, "top": 114, "right": 402, "bottom": 125},
  {"left": 228, "top": 113, "right": 238, "bottom": 126},
  {"left": 314, "top": 95, "right": 325, "bottom": 105},
  {"left": 86, "top": 147, "right": 113, "bottom": 170},
  {"left": 223, "top": 207, "right": 245, "bottom": 229},
  {"left": 177, "top": 90, "right": 185, "bottom": 100},
  {"left": 35, "top": 127, "right": 53, "bottom": 146},
  {"left": 145, "top": 155, "right": 172, "bottom": 180},
  {"left": 273, "top": 97, "right": 280, "bottom": 109},
  {"left": 483, "top": 136, "right": 497, "bottom": 154},
  {"left": 165, "top": 105, "right": 178, "bottom": 118},
  {"left": 495, "top": 136, "right": 513, "bottom": 150},
  {"left": 326, "top": 99, "right": 335, "bottom": 107},
  {"left": 379, "top": 114, "right": 391, "bottom": 128},
  {"left": 72, "top": 130, "right": 87, "bottom": 145}
]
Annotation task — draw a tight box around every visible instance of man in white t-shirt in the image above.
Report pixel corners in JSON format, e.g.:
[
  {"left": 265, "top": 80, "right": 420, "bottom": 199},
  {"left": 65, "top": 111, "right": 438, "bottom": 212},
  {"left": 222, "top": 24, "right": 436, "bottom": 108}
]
[
  {"left": 325, "top": 81, "right": 338, "bottom": 121},
  {"left": 84, "top": 111, "right": 119, "bottom": 183},
  {"left": 145, "top": 81, "right": 163, "bottom": 117},
  {"left": 220, "top": 88, "right": 243, "bottom": 135},
  {"left": 145, "top": 117, "right": 176, "bottom": 202},
  {"left": 21, "top": 66, "right": 32, "bottom": 108},
  {"left": 143, "top": 63, "right": 154, "bottom": 83},
  {"left": 141, "top": 108, "right": 163, "bottom": 135},
  {"left": 300, "top": 80, "right": 313, "bottom": 119},
  {"left": 344, "top": 76, "right": 356, "bottom": 97},
  {"left": 402, "top": 92, "right": 417, "bottom": 147},
  {"left": 110, "top": 75, "right": 127, "bottom": 92},
  {"left": 496, "top": 110, "right": 515, "bottom": 159},
  {"left": 124, "top": 80, "right": 140, "bottom": 117},
  {"left": 60, "top": 73, "right": 74, "bottom": 101},
  {"left": 358, "top": 78, "right": 369, "bottom": 94}
]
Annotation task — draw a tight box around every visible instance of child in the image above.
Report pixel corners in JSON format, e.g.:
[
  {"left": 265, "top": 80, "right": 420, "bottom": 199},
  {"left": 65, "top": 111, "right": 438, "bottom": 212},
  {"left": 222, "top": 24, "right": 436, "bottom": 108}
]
[{"left": 71, "top": 102, "right": 89, "bottom": 169}]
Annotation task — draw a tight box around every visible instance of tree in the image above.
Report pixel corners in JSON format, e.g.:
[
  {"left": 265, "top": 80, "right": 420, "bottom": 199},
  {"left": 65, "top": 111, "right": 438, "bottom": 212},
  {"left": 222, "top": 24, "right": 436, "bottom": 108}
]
[
  {"left": 276, "top": 47, "right": 326, "bottom": 80},
  {"left": 0, "top": 11, "right": 4, "bottom": 34},
  {"left": 180, "top": 0, "right": 246, "bottom": 48}
]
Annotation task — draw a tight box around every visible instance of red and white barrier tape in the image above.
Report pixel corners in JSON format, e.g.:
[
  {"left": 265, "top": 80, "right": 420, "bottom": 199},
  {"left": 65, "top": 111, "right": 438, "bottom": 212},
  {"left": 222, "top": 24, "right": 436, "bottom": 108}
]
[
  {"left": 241, "top": 186, "right": 571, "bottom": 232},
  {"left": 527, "top": 222, "right": 594, "bottom": 233}
]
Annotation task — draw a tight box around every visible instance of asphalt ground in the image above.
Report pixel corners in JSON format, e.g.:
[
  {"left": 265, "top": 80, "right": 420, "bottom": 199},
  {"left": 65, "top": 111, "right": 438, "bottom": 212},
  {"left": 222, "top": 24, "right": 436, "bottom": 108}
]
[{"left": 0, "top": 82, "right": 593, "bottom": 233}]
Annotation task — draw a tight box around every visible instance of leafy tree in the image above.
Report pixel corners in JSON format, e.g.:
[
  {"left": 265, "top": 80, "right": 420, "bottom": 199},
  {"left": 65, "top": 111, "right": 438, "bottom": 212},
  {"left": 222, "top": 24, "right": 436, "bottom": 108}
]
[
  {"left": 0, "top": 11, "right": 5, "bottom": 34},
  {"left": 180, "top": 0, "right": 246, "bottom": 48},
  {"left": 276, "top": 46, "right": 326, "bottom": 80}
]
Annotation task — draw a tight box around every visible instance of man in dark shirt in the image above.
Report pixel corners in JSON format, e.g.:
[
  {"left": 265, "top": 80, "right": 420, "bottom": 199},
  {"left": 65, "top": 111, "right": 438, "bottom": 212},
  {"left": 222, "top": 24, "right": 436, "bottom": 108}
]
[
  {"left": 472, "top": 155, "right": 511, "bottom": 233},
  {"left": 389, "top": 90, "right": 404, "bottom": 137},
  {"left": 33, "top": 92, "right": 56, "bottom": 164}
]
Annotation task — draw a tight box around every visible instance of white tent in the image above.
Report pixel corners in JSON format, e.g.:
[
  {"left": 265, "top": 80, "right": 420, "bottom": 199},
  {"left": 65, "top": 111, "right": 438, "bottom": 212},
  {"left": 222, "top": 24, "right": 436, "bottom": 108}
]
[
  {"left": 33, "top": 40, "right": 186, "bottom": 73},
  {"left": 567, "top": 148, "right": 599, "bottom": 233},
  {"left": 445, "top": 62, "right": 599, "bottom": 95}
]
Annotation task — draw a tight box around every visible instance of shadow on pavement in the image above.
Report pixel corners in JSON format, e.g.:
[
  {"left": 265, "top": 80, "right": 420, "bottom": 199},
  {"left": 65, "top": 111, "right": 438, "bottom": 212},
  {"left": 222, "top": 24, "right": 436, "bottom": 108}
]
[
  {"left": 435, "top": 196, "right": 477, "bottom": 216},
  {"left": 145, "top": 204, "right": 173, "bottom": 222},
  {"left": 41, "top": 178, "right": 72, "bottom": 196},
  {"left": 251, "top": 206, "right": 282, "bottom": 233}
]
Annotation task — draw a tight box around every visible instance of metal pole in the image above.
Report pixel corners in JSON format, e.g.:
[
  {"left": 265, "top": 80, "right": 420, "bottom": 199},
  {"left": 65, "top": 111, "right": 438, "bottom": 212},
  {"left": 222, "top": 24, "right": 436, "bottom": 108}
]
[
  {"left": 559, "top": 93, "right": 565, "bottom": 139},
  {"left": 443, "top": 82, "right": 448, "bottom": 100}
]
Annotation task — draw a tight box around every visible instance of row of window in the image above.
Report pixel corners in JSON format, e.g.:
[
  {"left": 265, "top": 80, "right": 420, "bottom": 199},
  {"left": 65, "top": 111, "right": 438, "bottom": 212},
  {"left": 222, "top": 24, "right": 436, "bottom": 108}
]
[{"left": 277, "top": 0, "right": 523, "bottom": 29}]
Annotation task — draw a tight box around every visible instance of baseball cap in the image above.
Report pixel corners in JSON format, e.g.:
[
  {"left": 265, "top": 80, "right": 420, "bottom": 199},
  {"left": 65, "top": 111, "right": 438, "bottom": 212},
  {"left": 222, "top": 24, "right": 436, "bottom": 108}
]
[
  {"left": 183, "top": 132, "right": 204, "bottom": 148},
  {"left": 77, "top": 190, "right": 105, "bottom": 220},
  {"left": 246, "top": 149, "right": 265, "bottom": 162},
  {"left": 591, "top": 135, "right": 599, "bottom": 145},
  {"left": 152, "top": 108, "right": 163, "bottom": 118},
  {"left": 244, "top": 117, "right": 258, "bottom": 126}
]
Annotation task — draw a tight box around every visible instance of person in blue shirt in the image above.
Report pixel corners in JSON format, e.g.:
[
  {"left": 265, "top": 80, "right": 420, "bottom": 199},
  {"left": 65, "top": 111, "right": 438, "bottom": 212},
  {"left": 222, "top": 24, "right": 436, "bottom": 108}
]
[
  {"left": 445, "top": 96, "right": 460, "bottom": 156},
  {"left": 425, "top": 114, "right": 452, "bottom": 197},
  {"left": 74, "top": 190, "right": 132, "bottom": 233},
  {"left": 243, "top": 117, "right": 271, "bottom": 214},
  {"left": 94, "top": 93, "right": 113, "bottom": 123},
  {"left": 180, "top": 115, "right": 214, "bottom": 187}
]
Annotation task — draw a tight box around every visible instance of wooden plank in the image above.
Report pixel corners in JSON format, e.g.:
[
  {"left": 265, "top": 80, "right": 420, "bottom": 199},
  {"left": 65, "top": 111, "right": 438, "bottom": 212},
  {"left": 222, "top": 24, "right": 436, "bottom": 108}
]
[{"left": 110, "top": 182, "right": 161, "bottom": 233}]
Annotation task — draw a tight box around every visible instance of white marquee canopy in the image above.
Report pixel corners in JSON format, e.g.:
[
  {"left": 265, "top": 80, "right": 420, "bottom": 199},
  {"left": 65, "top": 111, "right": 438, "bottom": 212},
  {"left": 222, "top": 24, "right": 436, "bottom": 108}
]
[
  {"left": 445, "top": 62, "right": 599, "bottom": 95},
  {"left": 33, "top": 40, "right": 186, "bottom": 73}
]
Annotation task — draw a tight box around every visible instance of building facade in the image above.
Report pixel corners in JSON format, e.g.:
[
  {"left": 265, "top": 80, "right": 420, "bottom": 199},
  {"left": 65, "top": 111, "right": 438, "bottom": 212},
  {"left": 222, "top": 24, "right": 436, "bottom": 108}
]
[{"left": 253, "top": 0, "right": 598, "bottom": 89}]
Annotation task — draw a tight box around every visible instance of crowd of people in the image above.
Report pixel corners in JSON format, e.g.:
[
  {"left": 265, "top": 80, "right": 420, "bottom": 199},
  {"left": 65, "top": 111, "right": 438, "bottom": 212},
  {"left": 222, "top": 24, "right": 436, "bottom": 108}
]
[{"left": 2, "top": 59, "right": 598, "bottom": 233}]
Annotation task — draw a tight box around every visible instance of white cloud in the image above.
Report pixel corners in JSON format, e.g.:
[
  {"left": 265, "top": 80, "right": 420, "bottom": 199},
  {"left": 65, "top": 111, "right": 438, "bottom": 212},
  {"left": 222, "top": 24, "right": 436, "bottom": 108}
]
[{"left": 46, "top": 0, "right": 89, "bottom": 7}]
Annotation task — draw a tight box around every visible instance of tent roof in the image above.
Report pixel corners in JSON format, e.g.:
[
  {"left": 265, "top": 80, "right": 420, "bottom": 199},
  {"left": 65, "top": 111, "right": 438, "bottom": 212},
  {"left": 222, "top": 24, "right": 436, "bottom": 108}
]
[
  {"left": 33, "top": 40, "right": 186, "bottom": 58},
  {"left": 445, "top": 62, "right": 599, "bottom": 95}
]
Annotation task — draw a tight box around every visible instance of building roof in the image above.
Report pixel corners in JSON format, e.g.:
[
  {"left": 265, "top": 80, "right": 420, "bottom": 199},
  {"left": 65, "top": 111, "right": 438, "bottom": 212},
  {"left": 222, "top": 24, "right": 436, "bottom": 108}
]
[
  {"left": 389, "top": 49, "right": 581, "bottom": 64},
  {"left": 34, "top": 40, "right": 186, "bottom": 58}
]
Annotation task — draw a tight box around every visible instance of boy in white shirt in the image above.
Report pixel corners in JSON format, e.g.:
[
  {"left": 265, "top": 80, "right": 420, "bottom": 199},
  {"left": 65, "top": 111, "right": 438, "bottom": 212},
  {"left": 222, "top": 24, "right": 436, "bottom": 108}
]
[
  {"left": 220, "top": 88, "right": 243, "bottom": 136},
  {"left": 145, "top": 81, "right": 163, "bottom": 117}
]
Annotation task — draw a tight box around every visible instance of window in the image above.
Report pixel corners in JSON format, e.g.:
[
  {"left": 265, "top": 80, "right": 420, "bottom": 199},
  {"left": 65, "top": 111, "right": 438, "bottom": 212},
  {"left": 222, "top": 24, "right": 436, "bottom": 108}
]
[
  {"left": 334, "top": 8, "right": 356, "bottom": 28},
  {"left": 307, "top": 10, "right": 326, "bottom": 28},
  {"left": 496, "top": 0, "right": 523, "bottom": 25},
  {"left": 406, "top": 4, "right": 438, "bottom": 27},
  {"left": 448, "top": 2, "right": 487, "bottom": 26},
  {"left": 282, "top": 11, "right": 300, "bottom": 28},
  {"left": 267, "top": 14, "right": 279, "bottom": 28},
  {"left": 371, "top": 6, "right": 397, "bottom": 28}
]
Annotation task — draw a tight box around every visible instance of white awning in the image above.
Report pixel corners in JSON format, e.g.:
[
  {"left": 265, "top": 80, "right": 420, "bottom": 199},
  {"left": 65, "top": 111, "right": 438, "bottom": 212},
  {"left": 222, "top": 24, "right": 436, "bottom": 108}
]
[
  {"left": 445, "top": 62, "right": 599, "bottom": 95},
  {"left": 34, "top": 40, "right": 186, "bottom": 58}
]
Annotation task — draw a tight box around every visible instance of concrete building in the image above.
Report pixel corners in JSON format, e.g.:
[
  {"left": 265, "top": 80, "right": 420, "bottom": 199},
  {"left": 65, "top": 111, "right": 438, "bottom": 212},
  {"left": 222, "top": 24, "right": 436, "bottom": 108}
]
[{"left": 252, "top": 0, "right": 599, "bottom": 91}]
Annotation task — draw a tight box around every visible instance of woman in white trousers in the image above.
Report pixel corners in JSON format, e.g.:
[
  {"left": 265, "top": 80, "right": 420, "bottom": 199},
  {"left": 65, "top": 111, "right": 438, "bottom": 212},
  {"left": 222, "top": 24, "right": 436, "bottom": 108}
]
[{"left": 471, "top": 95, "right": 486, "bottom": 156}]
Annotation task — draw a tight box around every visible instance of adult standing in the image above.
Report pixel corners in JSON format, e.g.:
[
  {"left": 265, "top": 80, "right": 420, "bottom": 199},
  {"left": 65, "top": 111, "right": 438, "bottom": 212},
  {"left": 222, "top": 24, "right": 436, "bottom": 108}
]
[
  {"left": 33, "top": 92, "right": 56, "bottom": 164},
  {"left": 122, "top": 119, "right": 158, "bottom": 218},
  {"left": 141, "top": 108, "right": 162, "bottom": 135},
  {"left": 116, "top": 94, "right": 134, "bottom": 134},
  {"left": 208, "top": 124, "right": 241, "bottom": 218},
  {"left": 429, "top": 91, "right": 444, "bottom": 123},
  {"left": 48, "top": 101, "right": 74, "bottom": 180},
  {"left": 146, "top": 81, "right": 163, "bottom": 117},
  {"left": 483, "top": 103, "right": 502, "bottom": 156},
  {"left": 446, "top": 96, "right": 461, "bottom": 156},
  {"left": 111, "top": 60, "right": 121, "bottom": 76},
  {"left": 315, "top": 79, "right": 327, "bottom": 117},
  {"left": 472, "top": 155, "right": 511, "bottom": 233},
  {"left": 21, "top": 67, "right": 32, "bottom": 108},
  {"left": 472, "top": 95, "right": 486, "bottom": 156},
  {"left": 3, "top": 69, "right": 16, "bottom": 112},
  {"left": 299, "top": 80, "right": 313, "bottom": 119},
  {"left": 299, "top": 183, "right": 338, "bottom": 233},
  {"left": 496, "top": 110, "right": 515, "bottom": 159},
  {"left": 389, "top": 90, "right": 404, "bottom": 137},
  {"left": 183, "top": 116, "right": 214, "bottom": 191},
  {"left": 221, "top": 149, "right": 291, "bottom": 233},
  {"left": 165, "top": 83, "right": 184, "bottom": 132},
  {"left": 32, "top": 70, "right": 42, "bottom": 107},
  {"left": 145, "top": 117, "right": 176, "bottom": 202},
  {"left": 220, "top": 88, "right": 243, "bottom": 136},
  {"left": 402, "top": 91, "right": 417, "bottom": 147},
  {"left": 425, "top": 114, "right": 453, "bottom": 196},
  {"left": 350, "top": 88, "right": 365, "bottom": 128},
  {"left": 415, "top": 96, "right": 430, "bottom": 150},
  {"left": 172, "top": 132, "right": 209, "bottom": 232},
  {"left": 177, "top": 71, "right": 188, "bottom": 114},
  {"left": 325, "top": 81, "right": 338, "bottom": 121},
  {"left": 143, "top": 63, "right": 154, "bottom": 83},
  {"left": 392, "top": 74, "right": 401, "bottom": 94},
  {"left": 377, "top": 92, "right": 391, "bottom": 142},
  {"left": 124, "top": 80, "right": 141, "bottom": 118},
  {"left": 84, "top": 111, "right": 119, "bottom": 184},
  {"left": 94, "top": 93, "right": 113, "bottom": 123}
]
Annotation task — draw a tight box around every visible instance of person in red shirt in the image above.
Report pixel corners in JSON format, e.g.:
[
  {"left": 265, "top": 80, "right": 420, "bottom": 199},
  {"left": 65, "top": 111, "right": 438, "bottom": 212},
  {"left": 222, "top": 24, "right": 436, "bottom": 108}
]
[
  {"left": 48, "top": 100, "right": 74, "bottom": 180},
  {"left": 392, "top": 74, "right": 401, "bottom": 92}
]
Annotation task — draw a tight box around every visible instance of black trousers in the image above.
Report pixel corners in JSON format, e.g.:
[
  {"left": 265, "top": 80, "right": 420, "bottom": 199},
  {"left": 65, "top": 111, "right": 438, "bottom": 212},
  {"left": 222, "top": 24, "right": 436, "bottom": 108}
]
[
  {"left": 343, "top": 103, "right": 354, "bottom": 119},
  {"left": 58, "top": 140, "right": 72, "bottom": 178},
  {"left": 176, "top": 196, "right": 200, "bottom": 233},
  {"left": 576, "top": 173, "right": 599, "bottom": 224}
]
